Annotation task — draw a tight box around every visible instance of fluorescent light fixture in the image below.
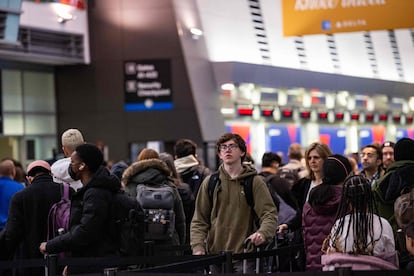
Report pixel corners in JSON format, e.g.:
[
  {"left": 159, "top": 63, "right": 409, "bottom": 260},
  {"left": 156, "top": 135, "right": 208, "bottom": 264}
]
[
  {"left": 220, "top": 108, "right": 235, "bottom": 115},
  {"left": 190, "top": 28, "right": 203, "bottom": 39},
  {"left": 53, "top": 3, "right": 75, "bottom": 24},
  {"left": 221, "top": 83, "right": 234, "bottom": 91}
]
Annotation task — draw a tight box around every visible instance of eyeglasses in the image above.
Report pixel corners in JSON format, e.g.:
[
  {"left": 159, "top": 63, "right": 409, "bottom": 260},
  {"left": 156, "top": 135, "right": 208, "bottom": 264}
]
[{"left": 219, "top": 143, "right": 239, "bottom": 152}]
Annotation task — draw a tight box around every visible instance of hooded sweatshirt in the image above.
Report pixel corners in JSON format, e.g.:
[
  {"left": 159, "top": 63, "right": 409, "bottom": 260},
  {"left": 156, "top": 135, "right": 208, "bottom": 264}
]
[
  {"left": 51, "top": 157, "right": 83, "bottom": 191},
  {"left": 174, "top": 154, "right": 199, "bottom": 174},
  {"left": 191, "top": 164, "right": 277, "bottom": 254}
]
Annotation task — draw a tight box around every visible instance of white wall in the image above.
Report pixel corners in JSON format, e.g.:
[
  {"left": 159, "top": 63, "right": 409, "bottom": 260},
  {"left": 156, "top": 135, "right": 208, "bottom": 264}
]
[
  {"left": 20, "top": 1, "right": 90, "bottom": 63},
  {"left": 196, "top": 0, "right": 414, "bottom": 84}
]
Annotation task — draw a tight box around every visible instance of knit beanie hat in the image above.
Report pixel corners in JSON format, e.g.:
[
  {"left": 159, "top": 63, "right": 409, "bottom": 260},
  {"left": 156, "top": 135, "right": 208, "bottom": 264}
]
[
  {"left": 322, "top": 154, "right": 352, "bottom": 185},
  {"left": 76, "top": 143, "right": 103, "bottom": 173},
  {"left": 394, "top": 138, "right": 414, "bottom": 161}
]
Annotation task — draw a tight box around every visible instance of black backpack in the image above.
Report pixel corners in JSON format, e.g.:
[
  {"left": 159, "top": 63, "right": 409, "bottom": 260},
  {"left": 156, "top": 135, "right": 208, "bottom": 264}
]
[
  {"left": 207, "top": 171, "right": 256, "bottom": 207},
  {"left": 276, "top": 167, "right": 301, "bottom": 187},
  {"left": 182, "top": 166, "right": 209, "bottom": 198},
  {"left": 111, "top": 190, "right": 145, "bottom": 256},
  {"left": 208, "top": 172, "right": 296, "bottom": 225}
]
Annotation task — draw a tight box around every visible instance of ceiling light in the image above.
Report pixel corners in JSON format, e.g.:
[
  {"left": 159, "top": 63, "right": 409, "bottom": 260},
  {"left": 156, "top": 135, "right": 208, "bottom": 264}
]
[{"left": 190, "top": 28, "right": 203, "bottom": 40}]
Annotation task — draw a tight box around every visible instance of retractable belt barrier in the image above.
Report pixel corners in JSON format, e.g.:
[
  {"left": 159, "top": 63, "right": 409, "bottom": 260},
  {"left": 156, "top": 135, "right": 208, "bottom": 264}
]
[{"left": 0, "top": 243, "right": 305, "bottom": 275}]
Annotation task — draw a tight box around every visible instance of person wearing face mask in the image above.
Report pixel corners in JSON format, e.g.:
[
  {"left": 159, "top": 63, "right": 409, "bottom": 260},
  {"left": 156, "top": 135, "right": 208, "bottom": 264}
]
[{"left": 39, "top": 143, "right": 121, "bottom": 274}]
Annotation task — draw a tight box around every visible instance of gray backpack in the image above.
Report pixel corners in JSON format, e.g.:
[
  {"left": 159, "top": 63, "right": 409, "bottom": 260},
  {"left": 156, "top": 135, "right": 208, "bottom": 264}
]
[{"left": 136, "top": 181, "right": 176, "bottom": 241}]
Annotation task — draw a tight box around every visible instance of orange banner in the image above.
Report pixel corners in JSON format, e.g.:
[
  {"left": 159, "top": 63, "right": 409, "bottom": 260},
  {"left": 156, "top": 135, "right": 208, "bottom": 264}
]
[{"left": 282, "top": 0, "right": 414, "bottom": 36}]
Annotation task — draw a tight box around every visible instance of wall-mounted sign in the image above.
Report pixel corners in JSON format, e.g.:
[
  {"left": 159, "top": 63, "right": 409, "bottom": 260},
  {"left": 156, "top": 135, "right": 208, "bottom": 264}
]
[
  {"left": 282, "top": 0, "right": 414, "bottom": 36},
  {"left": 124, "top": 59, "right": 172, "bottom": 111}
]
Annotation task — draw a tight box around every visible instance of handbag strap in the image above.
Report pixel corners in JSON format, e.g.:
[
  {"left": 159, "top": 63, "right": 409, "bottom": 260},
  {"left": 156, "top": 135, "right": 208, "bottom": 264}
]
[{"left": 62, "top": 183, "right": 70, "bottom": 200}]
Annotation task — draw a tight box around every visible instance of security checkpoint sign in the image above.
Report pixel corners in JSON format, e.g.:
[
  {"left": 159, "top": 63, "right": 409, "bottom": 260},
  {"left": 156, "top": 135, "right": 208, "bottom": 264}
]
[
  {"left": 124, "top": 59, "right": 173, "bottom": 111},
  {"left": 282, "top": 0, "right": 414, "bottom": 37}
]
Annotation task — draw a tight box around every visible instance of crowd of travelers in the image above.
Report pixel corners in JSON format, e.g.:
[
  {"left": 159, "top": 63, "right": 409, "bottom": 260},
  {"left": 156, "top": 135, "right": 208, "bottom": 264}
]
[{"left": 1, "top": 128, "right": 414, "bottom": 274}]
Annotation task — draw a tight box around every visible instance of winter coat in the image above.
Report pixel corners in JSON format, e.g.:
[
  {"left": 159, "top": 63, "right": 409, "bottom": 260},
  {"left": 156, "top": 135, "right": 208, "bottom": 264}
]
[
  {"left": 292, "top": 177, "right": 312, "bottom": 212},
  {"left": 122, "top": 158, "right": 186, "bottom": 249},
  {"left": 1, "top": 174, "right": 61, "bottom": 262},
  {"left": 46, "top": 166, "right": 121, "bottom": 258},
  {"left": 290, "top": 177, "right": 312, "bottom": 231},
  {"left": 191, "top": 164, "right": 278, "bottom": 254},
  {"left": 302, "top": 185, "right": 342, "bottom": 271},
  {"left": 372, "top": 160, "right": 414, "bottom": 233}
]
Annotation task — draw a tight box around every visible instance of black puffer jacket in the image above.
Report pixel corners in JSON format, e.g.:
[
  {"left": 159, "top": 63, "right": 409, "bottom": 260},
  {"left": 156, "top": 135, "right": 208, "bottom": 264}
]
[
  {"left": 122, "top": 158, "right": 186, "bottom": 249},
  {"left": 46, "top": 166, "right": 121, "bottom": 257}
]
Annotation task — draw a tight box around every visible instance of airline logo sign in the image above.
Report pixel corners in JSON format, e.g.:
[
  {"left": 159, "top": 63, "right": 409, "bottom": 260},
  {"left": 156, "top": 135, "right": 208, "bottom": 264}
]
[{"left": 282, "top": 0, "right": 414, "bottom": 36}]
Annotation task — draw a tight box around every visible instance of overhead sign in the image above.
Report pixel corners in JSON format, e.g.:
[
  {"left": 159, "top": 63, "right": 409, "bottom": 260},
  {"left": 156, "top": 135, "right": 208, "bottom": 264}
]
[
  {"left": 282, "top": 0, "right": 414, "bottom": 36},
  {"left": 124, "top": 59, "right": 173, "bottom": 111}
]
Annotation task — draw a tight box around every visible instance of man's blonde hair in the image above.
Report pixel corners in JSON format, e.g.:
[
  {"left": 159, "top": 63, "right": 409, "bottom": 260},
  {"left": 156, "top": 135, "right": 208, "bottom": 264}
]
[{"left": 61, "top": 128, "right": 84, "bottom": 153}]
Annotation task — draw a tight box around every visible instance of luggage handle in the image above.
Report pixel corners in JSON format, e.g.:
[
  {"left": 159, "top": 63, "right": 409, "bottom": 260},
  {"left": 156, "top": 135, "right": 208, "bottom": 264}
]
[{"left": 243, "top": 238, "right": 261, "bottom": 274}]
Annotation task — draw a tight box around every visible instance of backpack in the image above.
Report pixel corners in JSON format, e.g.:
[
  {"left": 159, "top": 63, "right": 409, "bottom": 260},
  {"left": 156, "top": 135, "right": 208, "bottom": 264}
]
[
  {"left": 208, "top": 172, "right": 297, "bottom": 225},
  {"left": 47, "top": 183, "right": 71, "bottom": 240},
  {"left": 111, "top": 190, "right": 145, "bottom": 256},
  {"left": 276, "top": 167, "right": 301, "bottom": 187},
  {"left": 182, "top": 166, "right": 209, "bottom": 198},
  {"left": 136, "top": 181, "right": 176, "bottom": 241},
  {"left": 385, "top": 164, "right": 414, "bottom": 201},
  {"left": 207, "top": 171, "right": 256, "bottom": 207}
]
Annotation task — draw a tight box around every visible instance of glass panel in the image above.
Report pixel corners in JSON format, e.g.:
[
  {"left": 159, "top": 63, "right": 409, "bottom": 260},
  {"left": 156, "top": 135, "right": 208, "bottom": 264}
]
[
  {"left": 0, "top": 0, "right": 8, "bottom": 7},
  {"left": 2, "top": 70, "right": 23, "bottom": 112},
  {"left": 5, "top": 14, "right": 20, "bottom": 42},
  {"left": 24, "top": 114, "right": 56, "bottom": 135},
  {"left": 29, "top": 136, "right": 57, "bottom": 160},
  {"left": 3, "top": 113, "right": 24, "bottom": 135},
  {"left": 23, "top": 71, "right": 56, "bottom": 112}
]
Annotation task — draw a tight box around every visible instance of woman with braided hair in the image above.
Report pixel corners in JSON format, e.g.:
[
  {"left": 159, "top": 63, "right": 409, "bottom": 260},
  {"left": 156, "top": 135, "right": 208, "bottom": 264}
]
[{"left": 322, "top": 174, "right": 397, "bottom": 270}]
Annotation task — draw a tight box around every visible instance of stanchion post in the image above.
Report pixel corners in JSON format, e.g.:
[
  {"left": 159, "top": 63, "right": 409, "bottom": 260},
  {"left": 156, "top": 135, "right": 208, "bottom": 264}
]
[
  {"left": 223, "top": 251, "right": 232, "bottom": 273},
  {"left": 336, "top": 266, "right": 352, "bottom": 276},
  {"left": 144, "top": 240, "right": 154, "bottom": 256},
  {"left": 45, "top": 254, "right": 58, "bottom": 276}
]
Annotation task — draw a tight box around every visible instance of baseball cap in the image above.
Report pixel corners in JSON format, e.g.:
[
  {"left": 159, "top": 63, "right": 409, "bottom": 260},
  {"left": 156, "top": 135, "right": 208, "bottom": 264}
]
[
  {"left": 382, "top": 141, "right": 395, "bottom": 149},
  {"left": 27, "top": 160, "right": 51, "bottom": 177}
]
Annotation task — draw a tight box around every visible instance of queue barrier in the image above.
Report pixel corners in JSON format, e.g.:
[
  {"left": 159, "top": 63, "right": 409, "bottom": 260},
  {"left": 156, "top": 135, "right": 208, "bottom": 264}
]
[{"left": 1, "top": 243, "right": 409, "bottom": 275}]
